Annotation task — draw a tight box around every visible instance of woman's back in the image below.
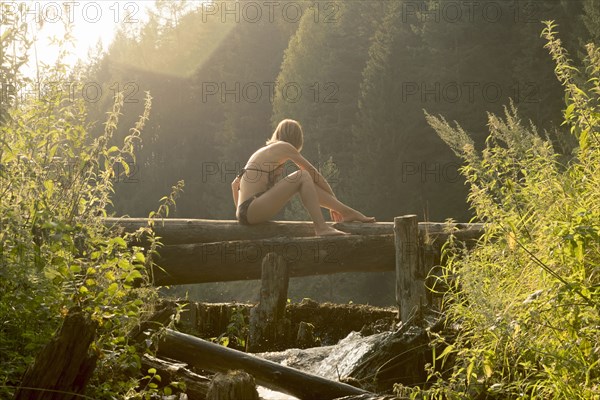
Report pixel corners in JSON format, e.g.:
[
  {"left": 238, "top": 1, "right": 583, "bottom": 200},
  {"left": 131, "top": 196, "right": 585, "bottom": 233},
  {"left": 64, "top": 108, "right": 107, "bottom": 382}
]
[{"left": 238, "top": 142, "right": 288, "bottom": 204}]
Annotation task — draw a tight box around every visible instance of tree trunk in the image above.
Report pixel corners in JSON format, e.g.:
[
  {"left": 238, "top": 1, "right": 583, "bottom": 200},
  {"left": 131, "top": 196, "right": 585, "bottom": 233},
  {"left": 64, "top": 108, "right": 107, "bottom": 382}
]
[{"left": 141, "top": 355, "right": 210, "bottom": 400}]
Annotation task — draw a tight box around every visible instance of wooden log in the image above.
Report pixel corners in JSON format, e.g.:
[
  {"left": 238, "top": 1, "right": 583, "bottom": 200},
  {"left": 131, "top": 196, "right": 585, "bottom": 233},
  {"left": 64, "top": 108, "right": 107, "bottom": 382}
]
[
  {"left": 103, "top": 217, "right": 484, "bottom": 245},
  {"left": 248, "top": 253, "right": 291, "bottom": 352},
  {"left": 141, "top": 355, "right": 210, "bottom": 400},
  {"left": 394, "top": 215, "right": 424, "bottom": 322},
  {"left": 206, "top": 370, "right": 259, "bottom": 400},
  {"left": 152, "top": 234, "right": 395, "bottom": 285},
  {"left": 157, "top": 329, "right": 371, "bottom": 400},
  {"left": 14, "top": 308, "right": 98, "bottom": 400}
]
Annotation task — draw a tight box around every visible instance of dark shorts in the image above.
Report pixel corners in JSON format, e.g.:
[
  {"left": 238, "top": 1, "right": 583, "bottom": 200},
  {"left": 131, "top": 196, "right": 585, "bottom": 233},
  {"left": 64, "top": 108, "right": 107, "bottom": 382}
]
[{"left": 237, "top": 191, "right": 266, "bottom": 225}]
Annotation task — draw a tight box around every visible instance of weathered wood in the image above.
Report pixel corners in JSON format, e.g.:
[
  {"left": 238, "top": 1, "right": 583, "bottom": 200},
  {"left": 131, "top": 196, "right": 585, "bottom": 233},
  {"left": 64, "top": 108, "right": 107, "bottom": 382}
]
[
  {"left": 206, "top": 370, "right": 259, "bottom": 400},
  {"left": 157, "top": 329, "right": 371, "bottom": 400},
  {"left": 178, "top": 300, "right": 396, "bottom": 346},
  {"left": 395, "top": 215, "right": 423, "bottom": 322},
  {"left": 296, "top": 321, "right": 318, "bottom": 349},
  {"left": 104, "top": 217, "right": 484, "bottom": 245},
  {"left": 106, "top": 218, "right": 484, "bottom": 286},
  {"left": 248, "top": 253, "right": 291, "bottom": 352},
  {"left": 141, "top": 355, "right": 210, "bottom": 400},
  {"left": 14, "top": 308, "right": 98, "bottom": 400},
  {"left": 153, "top": 234, "right": 395, "bottom": 285}
]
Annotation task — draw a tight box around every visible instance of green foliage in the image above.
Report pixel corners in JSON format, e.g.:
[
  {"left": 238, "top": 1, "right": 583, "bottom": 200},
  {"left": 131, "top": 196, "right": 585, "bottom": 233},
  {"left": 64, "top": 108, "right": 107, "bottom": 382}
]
[
  {"left": 211, "top": 306, "right": 248, "bottom": 351},
  {"left": 272, "top": 0, "right": 385, "bottom": 169},
  {"left": 402, "top": 24, "right": 600, "bottom": 399},
  {"left": 0, "top": 2, "right": 35, "bottom": 122},
  {"left": 0, "top": 39, "right": 186, "bottom": 398}
]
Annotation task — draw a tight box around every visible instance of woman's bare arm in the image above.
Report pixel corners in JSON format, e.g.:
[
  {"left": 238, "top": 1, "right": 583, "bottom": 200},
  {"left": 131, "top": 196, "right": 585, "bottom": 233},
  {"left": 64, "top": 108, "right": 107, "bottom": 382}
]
[
  {"left": 231, "top": 176, "right": 241, "bottom": 208},
  {"left": 277, "top": 142, "right": 336, "bottom": 197}
]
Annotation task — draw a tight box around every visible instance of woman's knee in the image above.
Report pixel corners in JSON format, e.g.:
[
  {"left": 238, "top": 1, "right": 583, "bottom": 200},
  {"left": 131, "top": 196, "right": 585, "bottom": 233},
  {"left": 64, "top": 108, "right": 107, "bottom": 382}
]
[{"left": 286, "top": 170, "right": 312, "bottom": 185}]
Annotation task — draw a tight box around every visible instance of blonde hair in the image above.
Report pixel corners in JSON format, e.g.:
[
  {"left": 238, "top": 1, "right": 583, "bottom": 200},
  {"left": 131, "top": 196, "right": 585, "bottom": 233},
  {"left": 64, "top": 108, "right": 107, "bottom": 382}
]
[{"left": 266, "top": 119, "right": 304, "bottom": 151}]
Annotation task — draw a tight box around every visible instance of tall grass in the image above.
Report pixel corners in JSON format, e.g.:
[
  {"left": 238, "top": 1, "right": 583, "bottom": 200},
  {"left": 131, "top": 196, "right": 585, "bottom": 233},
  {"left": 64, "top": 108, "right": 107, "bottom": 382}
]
[{"left": 398, "top": 23, "right": 599, "bottom": 399}]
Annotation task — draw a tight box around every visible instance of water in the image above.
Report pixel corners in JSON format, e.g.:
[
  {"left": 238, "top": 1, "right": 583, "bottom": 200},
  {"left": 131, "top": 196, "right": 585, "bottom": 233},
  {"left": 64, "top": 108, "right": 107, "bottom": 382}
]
[
  {"left": 314, "top": 331, "right": 391, "bottom": 380},
  {"left": 257, "top": 330, "right": 392, "bottom": 399}
]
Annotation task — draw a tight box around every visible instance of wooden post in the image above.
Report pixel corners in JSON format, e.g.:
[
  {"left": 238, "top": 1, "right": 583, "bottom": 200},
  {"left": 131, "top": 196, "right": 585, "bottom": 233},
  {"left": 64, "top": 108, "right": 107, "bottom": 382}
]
[
  {"left": 394, "top": 215, "right": 425, "bottom": 322},
  {"left": 248, "top": 252, "right": 291, "bottom": 352}
]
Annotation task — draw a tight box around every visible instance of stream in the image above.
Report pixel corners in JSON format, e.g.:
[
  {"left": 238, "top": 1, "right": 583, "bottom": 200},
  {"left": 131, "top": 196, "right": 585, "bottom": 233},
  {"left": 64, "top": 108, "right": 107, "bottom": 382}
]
[{"left": 256, "top": 330, "right": 392, "bottom": 399}]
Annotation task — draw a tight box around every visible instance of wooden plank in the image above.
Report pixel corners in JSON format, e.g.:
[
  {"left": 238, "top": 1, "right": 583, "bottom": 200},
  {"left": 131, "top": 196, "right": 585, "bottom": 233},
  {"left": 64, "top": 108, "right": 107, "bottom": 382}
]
[
  {"left": 157, "top": 329, "right": 371, "bottom": 400},
  {"left": 105, "top": 218, "right": 484, "bottom": 286}
]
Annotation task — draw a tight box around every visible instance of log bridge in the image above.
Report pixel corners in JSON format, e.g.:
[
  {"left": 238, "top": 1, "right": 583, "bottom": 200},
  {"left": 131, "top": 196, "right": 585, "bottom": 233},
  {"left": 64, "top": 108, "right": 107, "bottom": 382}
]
[
  {"left": 5, "top": 216, "right": 486, "bottom": 399},
  {"left": 106, "top": 215, "right": 484, "bottom": 322}
]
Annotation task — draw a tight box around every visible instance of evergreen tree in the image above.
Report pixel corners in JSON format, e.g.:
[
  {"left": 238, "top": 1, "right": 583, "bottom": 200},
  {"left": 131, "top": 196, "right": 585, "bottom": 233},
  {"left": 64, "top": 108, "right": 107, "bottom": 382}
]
[
  {"left": 350, "top": 0, "right": 450, "bottom": 221},
  {"left": 272, "top": 0, "right": 387, "bottom": 195}
]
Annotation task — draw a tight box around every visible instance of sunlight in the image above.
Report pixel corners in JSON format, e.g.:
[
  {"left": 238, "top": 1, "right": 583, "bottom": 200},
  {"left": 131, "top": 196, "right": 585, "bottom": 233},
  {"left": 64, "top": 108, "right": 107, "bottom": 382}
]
[
  {"left": 21, "top": 1, "right": 153, "bottom": 78},
  {"left": 17, "top": 0, "right": 230, "bottom": 80}
]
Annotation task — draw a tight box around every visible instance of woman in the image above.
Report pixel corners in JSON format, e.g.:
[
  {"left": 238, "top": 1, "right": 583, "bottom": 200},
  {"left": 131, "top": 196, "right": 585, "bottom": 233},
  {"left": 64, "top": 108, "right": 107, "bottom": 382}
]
[{"left": 231, "top": 119, "right": 375, "bottom": 236}]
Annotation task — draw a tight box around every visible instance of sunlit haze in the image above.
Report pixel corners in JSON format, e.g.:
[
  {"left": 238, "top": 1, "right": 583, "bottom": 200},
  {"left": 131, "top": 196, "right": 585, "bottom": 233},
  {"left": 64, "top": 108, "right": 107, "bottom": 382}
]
[{"left": 21, "top": 1, "right": 156, "bottom": 78}]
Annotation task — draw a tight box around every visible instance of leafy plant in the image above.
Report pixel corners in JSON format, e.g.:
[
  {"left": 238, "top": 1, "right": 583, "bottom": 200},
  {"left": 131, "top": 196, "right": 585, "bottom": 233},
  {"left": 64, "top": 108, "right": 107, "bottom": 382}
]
[
  {"left": 0, "top": 21, "right": 186, "bottom": 398},
  {"left": 210, "top": 305, "right": 249, "bottom": 351},
  {"left": 400, "top": 23, "right": 600, "bottom": 399}
]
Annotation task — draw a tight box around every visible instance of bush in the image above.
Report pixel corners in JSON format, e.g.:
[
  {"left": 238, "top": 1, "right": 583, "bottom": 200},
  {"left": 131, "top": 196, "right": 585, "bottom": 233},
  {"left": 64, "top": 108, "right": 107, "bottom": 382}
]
[
  {"left": 398, "top": 22, "right": 600, "bottom": 399},
  {"left": 0, "top": 57, "right": 185, "bottom": 397}
]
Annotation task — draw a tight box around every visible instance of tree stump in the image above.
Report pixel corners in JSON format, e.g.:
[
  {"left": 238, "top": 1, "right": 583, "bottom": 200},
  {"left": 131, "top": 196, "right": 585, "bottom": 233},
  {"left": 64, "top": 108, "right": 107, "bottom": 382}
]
[
  {"left": 14, "top": 308, "right": 98, "bottom": 400},
  {"left": 206, "top": 370, "right": 259, "bottom": 400},
  {"left": 248, "top": 252, "right": 291, "bottom": 352}
]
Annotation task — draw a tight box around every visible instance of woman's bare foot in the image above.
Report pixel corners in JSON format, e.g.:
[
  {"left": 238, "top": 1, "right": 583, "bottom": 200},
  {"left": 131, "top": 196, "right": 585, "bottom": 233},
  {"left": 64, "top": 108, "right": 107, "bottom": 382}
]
[
  {"left": 340, "top": 209, "right": 376, "bottom": 223},
  {"left": 315, "top": 224, "right": 349, "bottom": 236}
]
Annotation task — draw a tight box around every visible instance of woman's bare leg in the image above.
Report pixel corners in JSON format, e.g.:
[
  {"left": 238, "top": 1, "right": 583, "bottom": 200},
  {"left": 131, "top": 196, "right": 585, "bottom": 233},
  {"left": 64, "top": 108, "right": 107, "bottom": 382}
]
[
  {"left": 313, "top": 185, "right": 376, "bottom": 223},
  {"left": 246, "top": 170, "right": 347, "bottom": 236}
]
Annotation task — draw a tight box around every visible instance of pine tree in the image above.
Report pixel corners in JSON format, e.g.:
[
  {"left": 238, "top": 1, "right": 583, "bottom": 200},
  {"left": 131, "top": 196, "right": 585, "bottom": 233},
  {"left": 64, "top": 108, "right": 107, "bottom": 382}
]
[{"left": 272, "top": 0, "right": 387, "bottom": 192}]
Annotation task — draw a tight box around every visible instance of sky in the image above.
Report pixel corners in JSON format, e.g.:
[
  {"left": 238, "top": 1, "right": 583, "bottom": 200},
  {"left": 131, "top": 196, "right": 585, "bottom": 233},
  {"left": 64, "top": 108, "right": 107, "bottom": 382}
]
[{"left": 21, "top": 1, "right": 156, "bottom": 78}]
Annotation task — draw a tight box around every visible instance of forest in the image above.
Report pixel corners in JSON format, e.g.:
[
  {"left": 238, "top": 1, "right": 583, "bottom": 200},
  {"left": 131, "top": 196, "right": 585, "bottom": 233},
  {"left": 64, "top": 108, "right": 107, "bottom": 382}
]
[{"left": 1, "top": 0, "right": 599, "bottom": 399}]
